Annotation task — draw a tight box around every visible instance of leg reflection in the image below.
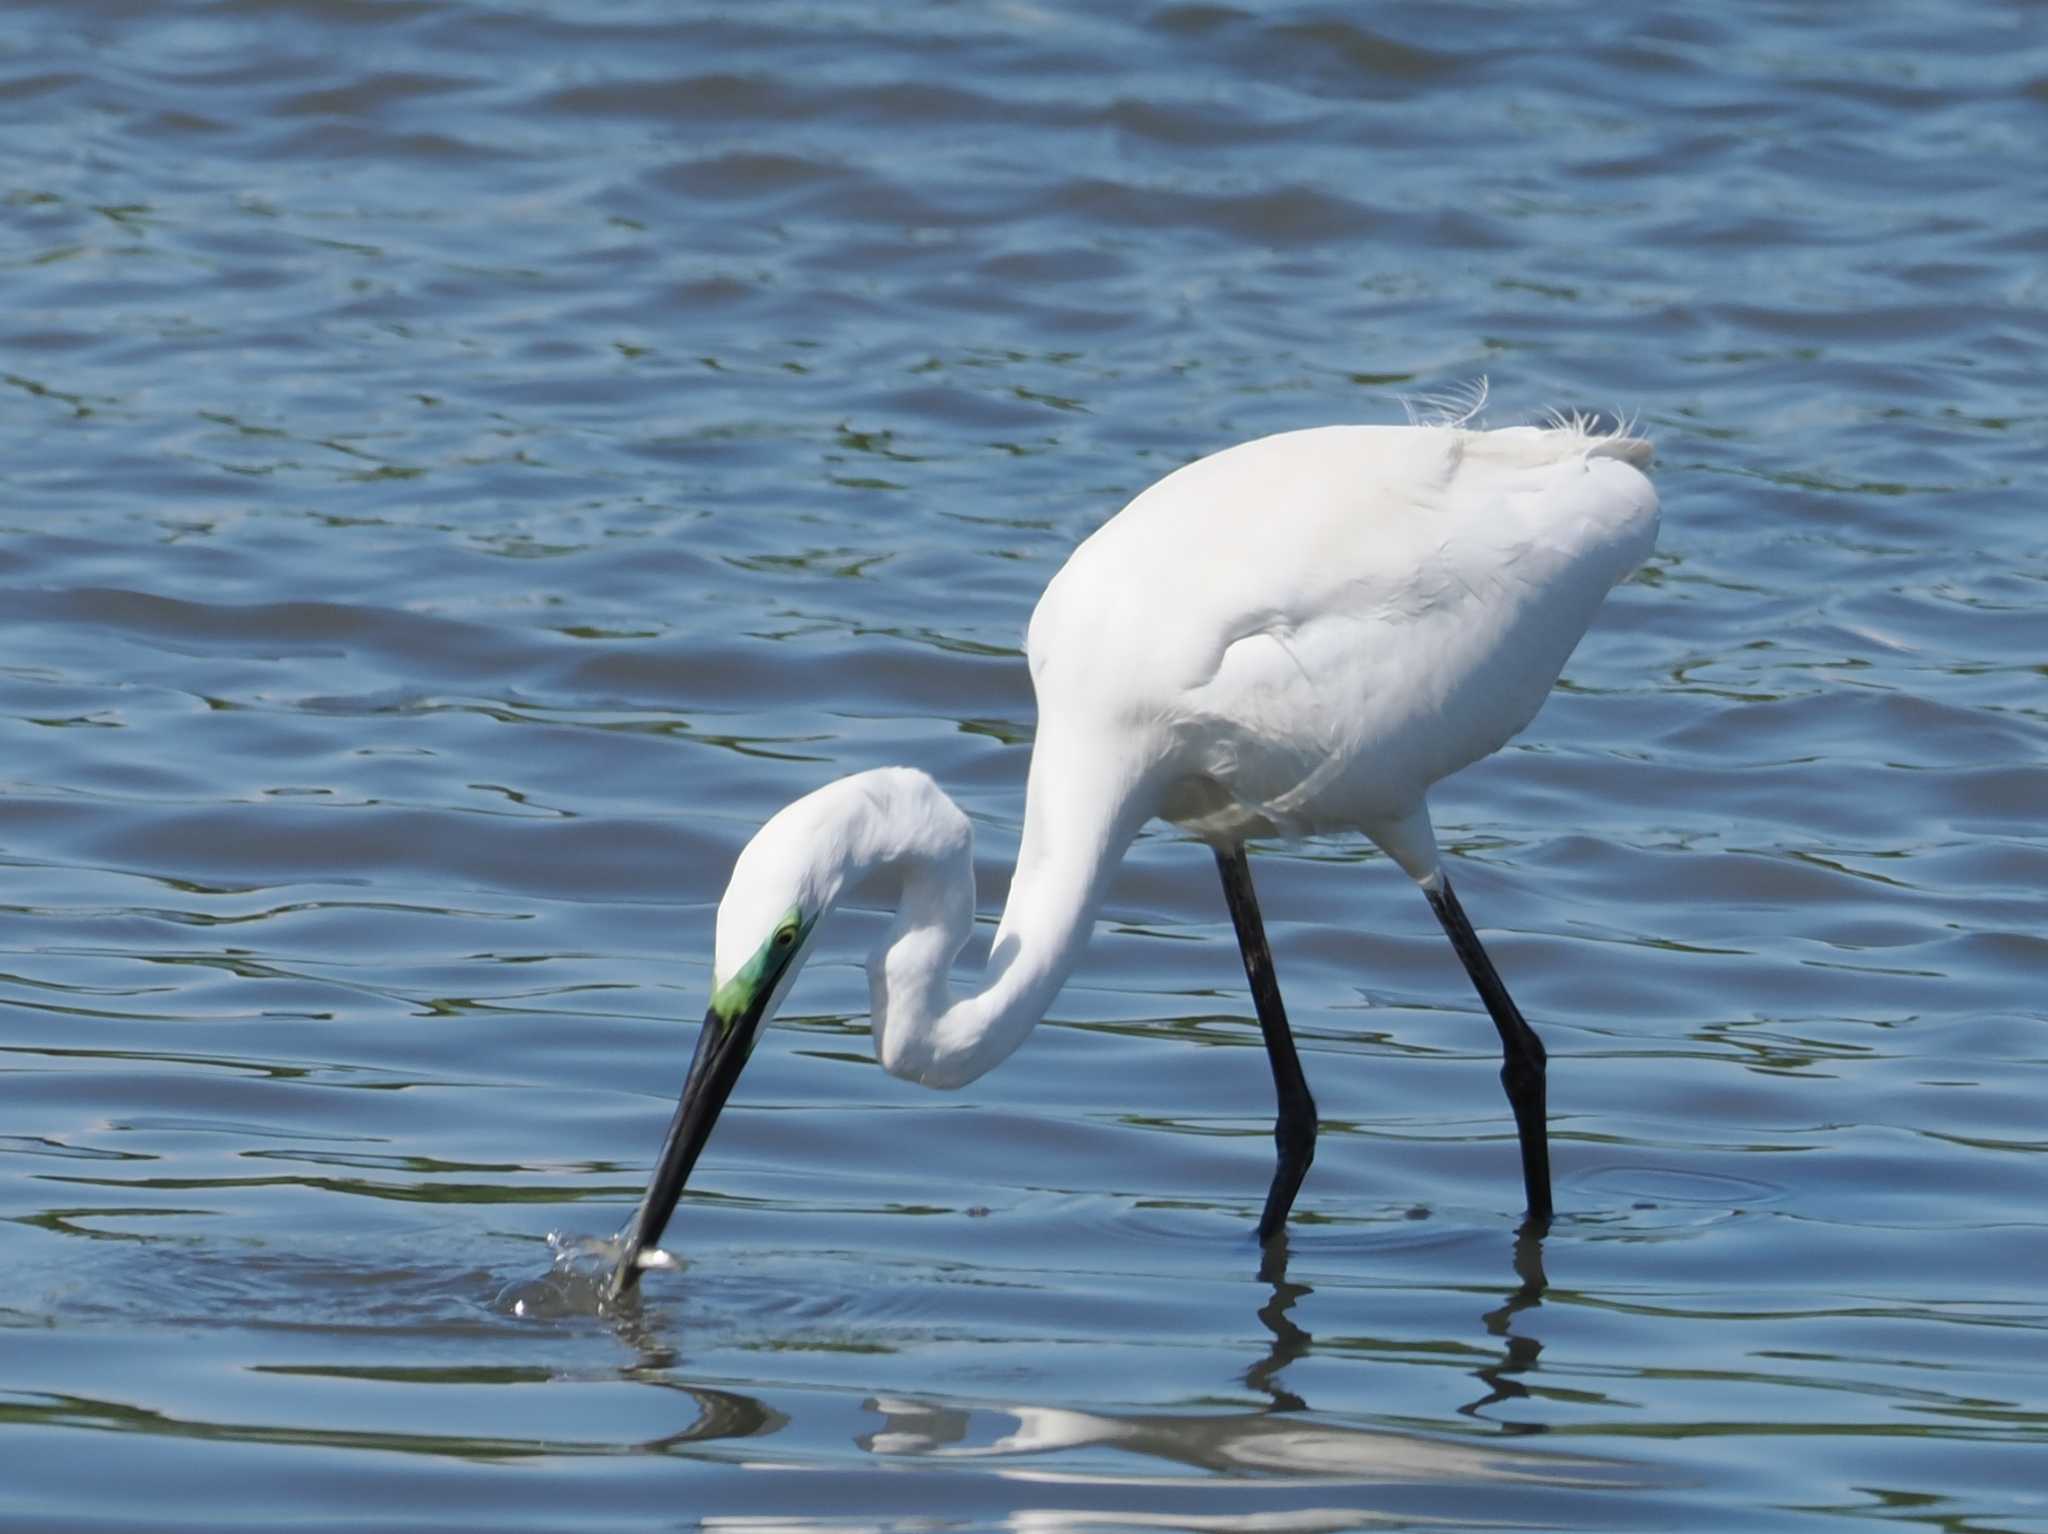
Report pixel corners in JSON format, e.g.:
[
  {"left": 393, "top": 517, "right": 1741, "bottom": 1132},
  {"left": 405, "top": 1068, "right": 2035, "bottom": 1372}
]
[
  {"left": 1243, "top": 1231, "right": 1313, "bottom": 1413},
  {"left": 1459, "top": 1214, "right": 1551, "bottom": 1427}
]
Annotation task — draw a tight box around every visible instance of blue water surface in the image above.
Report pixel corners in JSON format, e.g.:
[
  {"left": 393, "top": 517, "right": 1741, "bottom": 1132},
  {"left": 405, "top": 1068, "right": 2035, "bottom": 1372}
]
[{"left": 1, "top": 2, "right": 2044, "bottom": 1530}]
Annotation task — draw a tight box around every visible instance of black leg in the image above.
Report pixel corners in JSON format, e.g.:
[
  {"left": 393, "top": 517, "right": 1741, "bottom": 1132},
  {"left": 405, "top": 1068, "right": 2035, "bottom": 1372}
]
[
  {"left": 1422, "top": 875, "right": 1553, "bottom": 1221},
  {"left": 1215, "top": 845, "right": 1317, "bottom": 1242}
]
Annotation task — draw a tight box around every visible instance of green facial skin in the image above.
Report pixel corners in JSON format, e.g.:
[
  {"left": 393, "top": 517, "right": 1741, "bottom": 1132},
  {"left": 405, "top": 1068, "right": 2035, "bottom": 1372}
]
[{"left": 708, "top": 905, "right": 812, "bottom": 1032}]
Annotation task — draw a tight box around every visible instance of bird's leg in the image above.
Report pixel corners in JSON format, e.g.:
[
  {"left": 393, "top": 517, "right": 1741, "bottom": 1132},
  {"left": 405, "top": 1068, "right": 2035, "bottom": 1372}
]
[
  {"left": 1214, "top": 845, "right": 1317, "bottom": 1243},
  {"left": 1422, "top": 875, "right": 1553, "bottom": 1221}
]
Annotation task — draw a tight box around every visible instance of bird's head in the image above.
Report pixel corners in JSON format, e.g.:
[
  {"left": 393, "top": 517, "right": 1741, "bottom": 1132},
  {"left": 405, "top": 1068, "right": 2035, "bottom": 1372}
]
[
  {"left": 604, "top": 768, "right": 968, "bottom": 1298},
  {"left": 607, "top": 798, "right": 841, "bottom": 1298}
]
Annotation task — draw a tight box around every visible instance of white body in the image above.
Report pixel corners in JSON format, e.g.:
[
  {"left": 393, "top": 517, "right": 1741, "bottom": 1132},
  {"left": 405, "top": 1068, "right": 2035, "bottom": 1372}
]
[
  {"left": 1031, "top": 423, "right": 1657, "bottom": 865},
  {"left": 712, "top": 420, "right": 1658, "bottom": 1091}
]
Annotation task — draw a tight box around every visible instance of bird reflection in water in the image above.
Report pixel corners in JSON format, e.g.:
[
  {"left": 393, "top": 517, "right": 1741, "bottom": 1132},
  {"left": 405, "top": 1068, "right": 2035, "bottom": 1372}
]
[
  {"left": 1463, "top": 1218, "right": 1552, "bottom": 1428},
  {"left": 861, "top": 1220, "right": 1564, "bottom": 1485},
  {"left": 1245, "top": 1218, "right": 1552, "bottom": 1431},
  {"left": 1244, "top": 1233, "right": 1313, "bottom": 1413}
]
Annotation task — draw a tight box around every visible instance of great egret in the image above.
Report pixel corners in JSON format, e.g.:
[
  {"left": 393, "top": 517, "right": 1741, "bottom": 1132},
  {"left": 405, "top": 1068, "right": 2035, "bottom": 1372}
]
[{"left": 609, "top": 415, "right": 1658, "bottom": 1295}]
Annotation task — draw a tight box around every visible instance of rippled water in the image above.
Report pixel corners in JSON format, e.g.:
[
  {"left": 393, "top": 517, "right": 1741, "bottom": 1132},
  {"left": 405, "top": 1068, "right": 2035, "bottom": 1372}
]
[{"left": 3, "top": 2, "right": 2045, "bottom": 1529}]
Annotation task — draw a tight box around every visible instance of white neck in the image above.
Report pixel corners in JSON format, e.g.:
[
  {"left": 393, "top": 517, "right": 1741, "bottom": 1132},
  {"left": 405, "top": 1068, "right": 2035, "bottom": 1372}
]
[{"left": 798, "top": 742, "right": 1148, "bottom": 1090}]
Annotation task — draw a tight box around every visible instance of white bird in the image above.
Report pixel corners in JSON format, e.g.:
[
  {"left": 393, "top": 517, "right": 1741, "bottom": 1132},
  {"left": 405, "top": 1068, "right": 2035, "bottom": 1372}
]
[{"left": 610, "top": 412, "right": 1658, "bottom": 1295}]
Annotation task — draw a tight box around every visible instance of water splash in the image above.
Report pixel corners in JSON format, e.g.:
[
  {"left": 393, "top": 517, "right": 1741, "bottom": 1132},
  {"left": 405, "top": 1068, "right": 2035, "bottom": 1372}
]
[{"left": 493, "top": 1229, "right": 674, "bottom": 1321}]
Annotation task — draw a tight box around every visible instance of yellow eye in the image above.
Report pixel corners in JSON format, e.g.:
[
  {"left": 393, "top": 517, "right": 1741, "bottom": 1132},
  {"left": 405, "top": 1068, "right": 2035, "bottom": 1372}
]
[{"left": 772, "top": 926, "right": 797, "bottom": 949}]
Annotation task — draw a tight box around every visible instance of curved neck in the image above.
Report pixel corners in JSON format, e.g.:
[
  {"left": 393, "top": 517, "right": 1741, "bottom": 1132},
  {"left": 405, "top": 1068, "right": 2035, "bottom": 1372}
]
[{"left": 842, "top": 742, "right": 1149, "bottom": 1089}]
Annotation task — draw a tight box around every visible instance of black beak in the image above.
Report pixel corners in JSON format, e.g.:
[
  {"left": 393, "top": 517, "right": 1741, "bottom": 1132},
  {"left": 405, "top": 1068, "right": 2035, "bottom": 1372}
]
[{"left": 607, "top": 1003, "right": 755, "bottom": 1299}]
